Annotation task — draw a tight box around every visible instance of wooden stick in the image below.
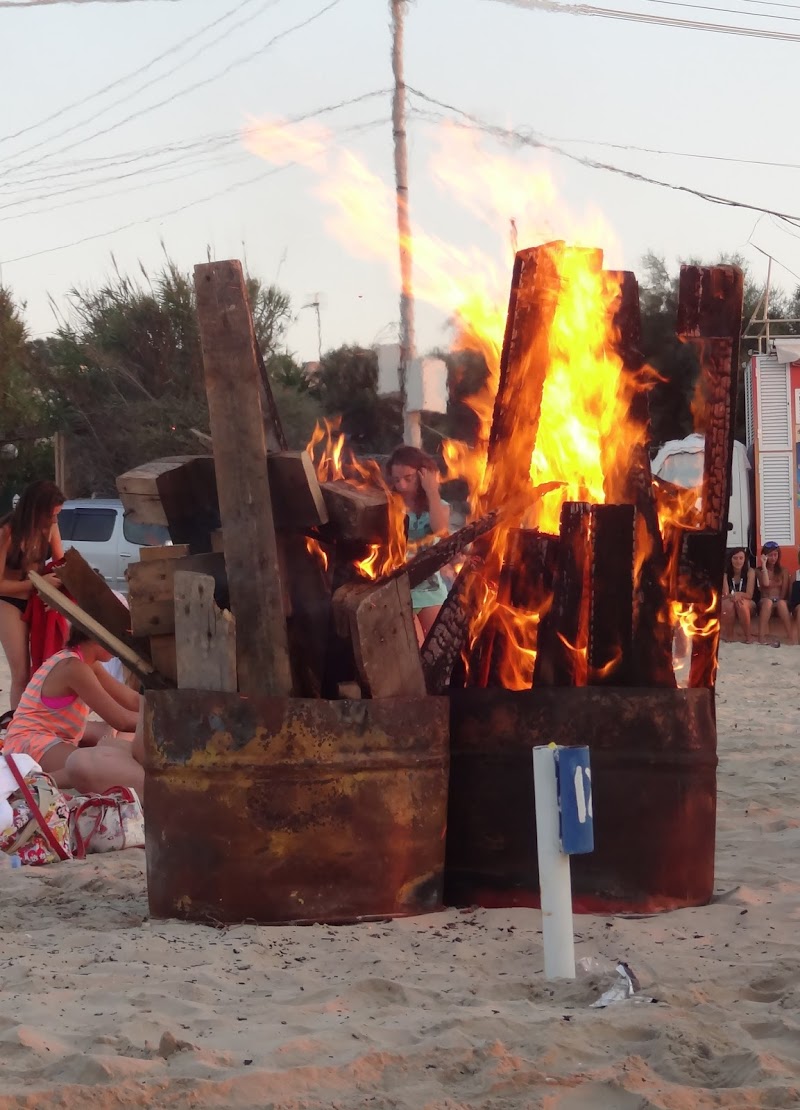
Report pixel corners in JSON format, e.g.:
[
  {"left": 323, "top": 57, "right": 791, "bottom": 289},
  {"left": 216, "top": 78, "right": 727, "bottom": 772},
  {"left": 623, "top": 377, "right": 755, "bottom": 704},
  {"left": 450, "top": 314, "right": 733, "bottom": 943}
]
[
  {"left": 57, "top": 548, "right": 141, "bottom": 651},
  {"left": 174, "top": 571, "right": 237, "bottom": 692},
  {"left": 194, "top": 259, "right": 292, "bottom": 697},
  {"left": 29, "top": 572, "right": 168, "bottom": 688}
]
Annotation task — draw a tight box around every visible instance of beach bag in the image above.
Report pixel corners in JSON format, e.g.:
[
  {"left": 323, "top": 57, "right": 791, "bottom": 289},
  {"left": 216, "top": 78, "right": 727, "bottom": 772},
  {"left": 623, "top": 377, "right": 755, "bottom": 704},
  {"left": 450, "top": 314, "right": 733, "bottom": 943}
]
[
  {"left": 0, "top": 755, "right": 72, "bottom": 866},
  {"left": 68, "top": 786, "right": 144, "bottom": 857}
]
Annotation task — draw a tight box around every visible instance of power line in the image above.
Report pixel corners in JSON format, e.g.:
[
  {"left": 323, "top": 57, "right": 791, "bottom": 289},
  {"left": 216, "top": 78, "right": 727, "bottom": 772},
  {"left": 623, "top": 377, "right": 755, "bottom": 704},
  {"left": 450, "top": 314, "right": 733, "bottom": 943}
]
[
  {"left": 0, "top": 1, "right": 183, "bottom": 6},
  {"left": 0, "top": 0, "right": 268, "bottom": 149},
  {"left": 541, "top": 132, "right": 800, "bottom": 171},
  {"left": 638, "top": 0, "right": 800, "bottom": 22},
  {"left": 0, "top": 89, "right": 389, "bottom": 209},
  {"left": 489, "top": 0, "right": 800, "bottom": 41},
  {"left": 2, "top": 0, "right": 345, "bottom": 175},
  {"left": 0, "top": 117, "right": 387, "bottom": 266},
  {"left": 407, "top": 89, "right": 800, "bottom": 230}
]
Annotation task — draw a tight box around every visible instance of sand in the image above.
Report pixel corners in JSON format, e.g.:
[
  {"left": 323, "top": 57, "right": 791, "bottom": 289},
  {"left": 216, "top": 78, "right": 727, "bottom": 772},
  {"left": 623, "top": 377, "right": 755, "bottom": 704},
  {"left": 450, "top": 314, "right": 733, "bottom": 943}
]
[{"left": 1, "top": 643, "right": 800, "bottom": 1109}]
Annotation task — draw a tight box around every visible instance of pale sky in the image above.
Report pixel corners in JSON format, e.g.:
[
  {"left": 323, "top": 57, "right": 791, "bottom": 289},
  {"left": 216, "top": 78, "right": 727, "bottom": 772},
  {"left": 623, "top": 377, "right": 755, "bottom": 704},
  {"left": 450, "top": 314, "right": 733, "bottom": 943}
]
[{"left": 1, "top": 0, "right": 799, "bottom": 360}]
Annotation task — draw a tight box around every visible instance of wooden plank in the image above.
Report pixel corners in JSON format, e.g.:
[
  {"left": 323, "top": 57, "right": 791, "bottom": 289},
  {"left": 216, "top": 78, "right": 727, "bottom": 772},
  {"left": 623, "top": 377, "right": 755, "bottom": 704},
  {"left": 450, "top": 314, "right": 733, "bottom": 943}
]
[
  {"left": 149, "top": 635, "right": 177, "bottom": 685},
  {"left": 588, "top": 505, "right": 635, "bottom": 686},
  {"left": 281, "top": 534, "right": 332, "bottom": 698},
  {"left": 126, "top": 552, "right": 227, "bottom": 637},
  {"left": 116, "top": 455, "right": 220, "bottom": 552},
  {"left": 677, "top": 264, "right": 744, "bottom": 535},
  {"left": 174, "top": 571, "right": 237, "bottom": 692},
  {"left": 333, "top": 574, "right": 425, "bottom": 699},
  {"left": 533, "top": 502, "right": 591, "bottom": 688},
  {"left": 269, "top": 451, "right": 329, "bottom": 529},
  {"left": 210, "top": 529, "right": 224, "bottom": 554},
  {"left": 139, "top": 544, "right": 190, "bottom": 563},
  {"left": 484, "top": 242, "right": 574, "bottom": 508},
  {"left": 57, "top": 548, "right": 142, "bottom": 651},
  {"left": 320, "top": 480, "right": 389, "bottom": 544},
  {"left": 29, "top": 572, "right": 168, "bottom": 688},
  {"left": 420, "top": 561, "right": 478, "bottom": 695},
  {"left": 194, "top": 259, "right": 292, "bottom": 697}
]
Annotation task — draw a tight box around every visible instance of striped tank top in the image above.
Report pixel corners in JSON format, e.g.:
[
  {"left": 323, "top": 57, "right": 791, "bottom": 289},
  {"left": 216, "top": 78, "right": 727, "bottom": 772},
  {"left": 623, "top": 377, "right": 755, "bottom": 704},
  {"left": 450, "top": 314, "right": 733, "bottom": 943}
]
[{"left": 2, "top": 649, "right": 90, "bottom": 755}]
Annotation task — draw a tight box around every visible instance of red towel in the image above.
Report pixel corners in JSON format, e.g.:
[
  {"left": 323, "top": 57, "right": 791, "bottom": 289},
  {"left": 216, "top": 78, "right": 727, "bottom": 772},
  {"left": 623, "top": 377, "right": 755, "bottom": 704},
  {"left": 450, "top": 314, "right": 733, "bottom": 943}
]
[{"left": 23, "top": 563, "right": 69, "bottom": 677}]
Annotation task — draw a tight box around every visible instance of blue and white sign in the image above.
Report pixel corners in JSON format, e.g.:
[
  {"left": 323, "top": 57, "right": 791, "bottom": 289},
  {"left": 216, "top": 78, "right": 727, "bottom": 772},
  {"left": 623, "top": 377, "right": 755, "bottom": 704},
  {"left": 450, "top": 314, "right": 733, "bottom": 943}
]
[{"left": 555, "top": 746, "right": 594, "bottom": 856}]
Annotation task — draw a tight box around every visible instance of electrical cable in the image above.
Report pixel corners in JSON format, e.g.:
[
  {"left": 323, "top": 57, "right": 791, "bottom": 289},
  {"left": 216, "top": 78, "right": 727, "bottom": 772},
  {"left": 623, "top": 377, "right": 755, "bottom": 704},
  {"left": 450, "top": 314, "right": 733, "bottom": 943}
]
[
  {"left": 0, "top": 0, "right": 269, "bottom": 148},
  {"left": 0, "top": 117, "right": 386, "bottom": 265},
  {"left": 2, "top": 0, "right": 345, "bottom": 175}
]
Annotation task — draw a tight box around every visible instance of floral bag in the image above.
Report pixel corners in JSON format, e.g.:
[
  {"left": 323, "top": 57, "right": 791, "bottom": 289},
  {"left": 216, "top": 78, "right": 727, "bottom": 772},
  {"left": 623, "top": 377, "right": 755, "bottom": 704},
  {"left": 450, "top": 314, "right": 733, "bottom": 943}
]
[
  {"left": 0, "top": 755, "right": 72, "bottom": 866},
  {"left": 68, "top": 786, "right": 144, "bottom": 857}
]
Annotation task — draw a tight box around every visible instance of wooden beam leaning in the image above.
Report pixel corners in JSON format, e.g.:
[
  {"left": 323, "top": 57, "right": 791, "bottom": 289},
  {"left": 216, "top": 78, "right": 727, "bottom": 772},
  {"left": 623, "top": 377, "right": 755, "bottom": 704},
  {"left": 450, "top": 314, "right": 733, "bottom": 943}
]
[
  {"left": 29, "top": 572, "right": 168, "bottom": 688},
  {"left": 174, "top": 571, "right": 237, "bottom": 692},
  {"left": 676, "top": 264, "right": 744, "bottom": 534},
  {"left": 194, "top": 259, "right": 292, "bottom": 697},
  {"left": 420, "top": 560, "right": 479, "bottom": 695},
  {"left": 57, "top": 548, "right": 143, "bottom": 652}
]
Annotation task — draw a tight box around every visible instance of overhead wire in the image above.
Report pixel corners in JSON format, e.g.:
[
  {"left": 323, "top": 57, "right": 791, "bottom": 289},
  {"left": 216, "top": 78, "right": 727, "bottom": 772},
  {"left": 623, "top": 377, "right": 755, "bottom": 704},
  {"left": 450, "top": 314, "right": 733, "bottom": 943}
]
[
  {"left": 407, "top": 88, "right": 800, "bottom": 232},
  {"left": 1, "top": 0, "right": 345, "bottom": 175},
  {"left": 488, "top": 0, "right": 800, "bottom": 41},
  {"left": 0, "top": 89, "right": 390, "bottom": 218},
  {"left": 0, "top": 0, "right": 269, "bottom": 148},
  {"left": 0, "top": 116, "right": 387, "bottom": 265}
]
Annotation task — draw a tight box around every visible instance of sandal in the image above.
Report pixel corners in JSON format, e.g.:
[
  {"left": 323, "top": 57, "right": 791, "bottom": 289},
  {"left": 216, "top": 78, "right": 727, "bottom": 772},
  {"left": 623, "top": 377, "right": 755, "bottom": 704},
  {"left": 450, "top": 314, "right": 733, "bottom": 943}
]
[{"left": 0, "top": 709, "right": 13, "bottom": 730}]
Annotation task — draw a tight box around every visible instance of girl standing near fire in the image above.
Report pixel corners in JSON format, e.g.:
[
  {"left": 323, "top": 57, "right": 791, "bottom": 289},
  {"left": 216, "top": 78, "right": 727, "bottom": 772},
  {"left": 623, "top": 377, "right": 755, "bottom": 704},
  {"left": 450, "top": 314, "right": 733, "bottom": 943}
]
[
  {"left": 387, "top": 446, "right": 451, "bottom": 644},
  {"left": 0, "top": 481, "right": 65, "bottom": 719}
]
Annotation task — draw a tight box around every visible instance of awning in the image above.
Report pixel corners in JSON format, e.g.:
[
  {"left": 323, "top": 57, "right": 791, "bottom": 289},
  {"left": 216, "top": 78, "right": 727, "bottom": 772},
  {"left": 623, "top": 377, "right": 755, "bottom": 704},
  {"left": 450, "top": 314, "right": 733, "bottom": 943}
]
[{"left": 772, "top": 337, "right": 800, "bottom": 364}]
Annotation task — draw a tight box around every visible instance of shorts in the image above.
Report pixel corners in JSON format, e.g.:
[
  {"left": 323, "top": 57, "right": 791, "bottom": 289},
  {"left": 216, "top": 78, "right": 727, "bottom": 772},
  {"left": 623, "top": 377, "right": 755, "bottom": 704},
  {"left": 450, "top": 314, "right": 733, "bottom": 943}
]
[
  {"left": 0, "top": 595, "right": 26, "bottom": 614},
  {"left": 2, "top": 732, "right": 74, "bottom": 765}
]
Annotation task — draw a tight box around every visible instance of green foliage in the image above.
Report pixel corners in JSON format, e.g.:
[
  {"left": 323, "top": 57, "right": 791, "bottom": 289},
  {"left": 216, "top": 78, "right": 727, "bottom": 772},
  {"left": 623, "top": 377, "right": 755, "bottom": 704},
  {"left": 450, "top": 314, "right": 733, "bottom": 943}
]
[{"left": 308, "top": 345, "right": 402, "bottom": 453}]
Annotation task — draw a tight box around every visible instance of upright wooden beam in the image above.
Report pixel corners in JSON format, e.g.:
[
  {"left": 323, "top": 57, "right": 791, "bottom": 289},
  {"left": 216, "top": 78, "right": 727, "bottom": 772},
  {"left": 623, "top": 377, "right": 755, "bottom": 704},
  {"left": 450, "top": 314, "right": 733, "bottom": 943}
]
[
  {"left": 588, "top": 505, "right": 635, "bottom": 686},
  {"left": 194, "top": 259, "right": 292, "bottom": 697},
  {"left": 677, "top": 264, "right": 744, "bottom": 535},
  {"left": 533, "top": 502, "right": 591, "bottom": 688}
]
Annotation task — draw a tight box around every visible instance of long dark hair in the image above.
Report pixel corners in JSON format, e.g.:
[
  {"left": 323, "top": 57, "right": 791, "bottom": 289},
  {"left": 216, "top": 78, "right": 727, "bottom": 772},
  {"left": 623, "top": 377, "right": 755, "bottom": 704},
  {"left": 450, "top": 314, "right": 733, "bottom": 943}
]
[
  {"left": 0, "top": 480, "right": 64, "bottom": 572},
  {"left": 386, "top": 445, "right": 439, "bottom": 514},
  {"left": 725, "top": 547, "right": 749, "bottom": 581}
]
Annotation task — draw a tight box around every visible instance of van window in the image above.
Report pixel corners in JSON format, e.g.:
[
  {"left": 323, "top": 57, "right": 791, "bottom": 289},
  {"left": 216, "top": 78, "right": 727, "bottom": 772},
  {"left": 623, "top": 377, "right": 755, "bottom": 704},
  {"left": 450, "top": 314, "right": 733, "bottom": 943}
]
[
  {"left": 57, "top": 509, "right": 76, "bottom": 540},
  {"left": 123, "top": 517, "right": 171, "bottom": 547},
  {"left": 71, "top": 508, "right": 116, "bottom": 543}
]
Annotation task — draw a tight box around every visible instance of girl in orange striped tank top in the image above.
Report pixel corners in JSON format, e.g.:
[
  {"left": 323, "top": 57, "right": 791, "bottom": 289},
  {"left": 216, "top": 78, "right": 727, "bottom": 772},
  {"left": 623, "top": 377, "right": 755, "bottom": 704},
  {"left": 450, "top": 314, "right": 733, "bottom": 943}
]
[{"left": 2, "top": 626, "right": 144, "bottom": 798}]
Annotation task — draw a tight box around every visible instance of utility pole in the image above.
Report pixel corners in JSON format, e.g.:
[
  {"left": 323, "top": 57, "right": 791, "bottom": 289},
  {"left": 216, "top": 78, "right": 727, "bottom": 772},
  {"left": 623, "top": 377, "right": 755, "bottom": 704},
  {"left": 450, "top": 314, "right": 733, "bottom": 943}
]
[{"left": 390, "top": 0, "right": 421, "bottom": 448}]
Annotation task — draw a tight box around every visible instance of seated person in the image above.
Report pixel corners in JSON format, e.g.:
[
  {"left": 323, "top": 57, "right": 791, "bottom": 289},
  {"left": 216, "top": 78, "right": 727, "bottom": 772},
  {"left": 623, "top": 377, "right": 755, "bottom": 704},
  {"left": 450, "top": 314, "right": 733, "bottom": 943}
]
[
  {"left": 721, "top": 547, "right": 756, "bottom": 642},
  {"left": 756, "top": 541, "right": 794, "bottom": 646},
  {"left": 1, "top": 626, "right": 144, "bottom": 795},
  {"left": 789, "top": 549, "right": 800, "bottom": 639}
]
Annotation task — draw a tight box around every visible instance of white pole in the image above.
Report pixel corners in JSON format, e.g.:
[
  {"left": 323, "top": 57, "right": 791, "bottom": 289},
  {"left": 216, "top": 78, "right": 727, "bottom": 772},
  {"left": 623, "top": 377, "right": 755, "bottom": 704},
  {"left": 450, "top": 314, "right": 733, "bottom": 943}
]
[
  {"left": 390, "top": 0, "right": 421, "bottom": 448},
  {"left": 532, "top": 746, "right": 576, "bottom": 979}
]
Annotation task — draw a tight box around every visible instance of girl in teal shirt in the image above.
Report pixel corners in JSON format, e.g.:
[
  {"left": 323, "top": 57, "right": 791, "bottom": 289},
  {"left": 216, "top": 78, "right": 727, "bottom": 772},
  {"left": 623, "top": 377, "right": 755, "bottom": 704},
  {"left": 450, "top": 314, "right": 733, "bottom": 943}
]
[{"left": 387, "top": 445, "right": 451, "bottom": 641}]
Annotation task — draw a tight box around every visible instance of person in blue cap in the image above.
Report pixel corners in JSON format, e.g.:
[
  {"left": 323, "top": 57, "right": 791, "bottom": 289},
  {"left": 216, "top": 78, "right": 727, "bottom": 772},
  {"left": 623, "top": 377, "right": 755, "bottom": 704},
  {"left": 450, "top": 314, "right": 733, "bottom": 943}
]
[{"left": 756, "top": 541, "right": 793, "bottom": 646}]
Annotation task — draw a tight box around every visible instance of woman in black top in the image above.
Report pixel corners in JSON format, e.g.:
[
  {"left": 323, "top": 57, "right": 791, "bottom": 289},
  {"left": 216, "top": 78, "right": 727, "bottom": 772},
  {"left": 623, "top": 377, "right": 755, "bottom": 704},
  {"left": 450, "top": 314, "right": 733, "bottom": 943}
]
[
  {"left": 721, "top": 547, "right": 756, "bottom": 642},
  {"left": 0, "top": 481, "right": 65, "bottom": 712}
]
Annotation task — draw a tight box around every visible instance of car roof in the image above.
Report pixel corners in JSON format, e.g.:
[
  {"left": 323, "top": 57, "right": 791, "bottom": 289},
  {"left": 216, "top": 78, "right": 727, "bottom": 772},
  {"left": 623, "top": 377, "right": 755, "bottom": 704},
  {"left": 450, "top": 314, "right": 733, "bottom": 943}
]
[{"left": 61, "top": 498, "right": 122, "bottom": 509}]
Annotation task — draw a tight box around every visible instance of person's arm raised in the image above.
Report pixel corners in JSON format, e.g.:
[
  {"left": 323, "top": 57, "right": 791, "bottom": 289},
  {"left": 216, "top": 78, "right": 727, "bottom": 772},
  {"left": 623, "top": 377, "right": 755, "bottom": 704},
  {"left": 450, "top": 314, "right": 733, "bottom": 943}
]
[
  {"left": 63, "top": 660, "right": 140, "bottom": 734},
  {"left": 419, "top": 468, "right": 450, "bottom": 535},
  {"left": 49, "top": 519, "right": 64, "bottom": 562}
]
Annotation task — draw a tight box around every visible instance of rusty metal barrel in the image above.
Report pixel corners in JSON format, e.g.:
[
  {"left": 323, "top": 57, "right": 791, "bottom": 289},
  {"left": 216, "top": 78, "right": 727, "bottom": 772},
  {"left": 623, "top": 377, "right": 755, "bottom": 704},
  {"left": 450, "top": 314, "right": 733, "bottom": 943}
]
[
  {"left": 144, "top": 691, "right": 449, "bottom": 925},
  {"left": 446, "top": 686, "right": 717, "bottom": 914}
]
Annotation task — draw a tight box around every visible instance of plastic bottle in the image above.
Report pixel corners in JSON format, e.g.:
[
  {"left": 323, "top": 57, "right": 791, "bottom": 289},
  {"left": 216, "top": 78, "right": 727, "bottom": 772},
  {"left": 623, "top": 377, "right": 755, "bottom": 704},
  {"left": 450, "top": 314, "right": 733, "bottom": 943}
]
[{"left": 0, "top": 851, "right": 21, "bottom": 870}]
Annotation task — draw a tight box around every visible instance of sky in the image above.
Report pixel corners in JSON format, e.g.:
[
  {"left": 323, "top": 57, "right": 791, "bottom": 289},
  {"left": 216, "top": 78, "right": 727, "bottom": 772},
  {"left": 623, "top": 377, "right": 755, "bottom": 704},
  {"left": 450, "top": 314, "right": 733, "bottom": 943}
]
[{"left": 1, "top": 0, "right": 800, "bottom": 361}]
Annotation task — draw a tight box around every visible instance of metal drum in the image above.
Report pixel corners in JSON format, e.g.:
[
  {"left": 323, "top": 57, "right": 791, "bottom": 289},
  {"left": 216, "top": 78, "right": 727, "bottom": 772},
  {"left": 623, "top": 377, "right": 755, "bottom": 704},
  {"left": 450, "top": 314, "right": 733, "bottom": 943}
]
[
  {"left": 446, "top": 686, "right": 717, "bottom": 914},
  {"left": 144, "top": 691, "right": 449, "bottom": 925}
]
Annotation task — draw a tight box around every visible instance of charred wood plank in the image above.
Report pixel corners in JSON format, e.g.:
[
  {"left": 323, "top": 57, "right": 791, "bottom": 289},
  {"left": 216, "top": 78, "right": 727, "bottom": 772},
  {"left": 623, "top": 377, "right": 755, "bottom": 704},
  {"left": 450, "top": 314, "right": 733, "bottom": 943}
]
[
  {"left": 320, "top": 480, "right": 390, "bottom": 544},
  {"left": 588, "top": 504, "right": 635, "bottom": 685},
  {"left": 533, "top": 502, "right": 591, "bottom": 688},
  {"left": 421, "top": 561, "right": 479, "bottom": 695},
  {"left": 677, "top": 264, "right": 744, "bottom": 535}
]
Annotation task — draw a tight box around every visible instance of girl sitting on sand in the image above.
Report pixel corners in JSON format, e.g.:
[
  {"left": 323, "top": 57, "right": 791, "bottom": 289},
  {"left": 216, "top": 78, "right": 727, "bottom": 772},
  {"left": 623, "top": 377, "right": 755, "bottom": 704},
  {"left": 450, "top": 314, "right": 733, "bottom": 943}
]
[
  {"left": 1, "top": 626, "right": 144, "bottom": 796},
  {"left": 756, "top": 541, "right": 793, "bottom": 646},
  {"left": 721, "top": 547, "right": 757, "bottom": 642},
  {"left": 387, "top": 445, "right": 451, "bottom": 643}
]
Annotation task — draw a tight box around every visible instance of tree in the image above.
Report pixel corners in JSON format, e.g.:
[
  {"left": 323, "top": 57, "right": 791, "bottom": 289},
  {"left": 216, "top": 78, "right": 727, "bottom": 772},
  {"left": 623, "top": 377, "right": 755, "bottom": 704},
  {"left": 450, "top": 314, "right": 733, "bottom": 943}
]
[
  {"left": 308, "top": 345, "right": 402, "bottom": 453},
  {"left": 25, "top": 259, "right": 315, "bottom": 494},
  {"left": 638, "top": 251, "right": 800, "bottom": 444}
]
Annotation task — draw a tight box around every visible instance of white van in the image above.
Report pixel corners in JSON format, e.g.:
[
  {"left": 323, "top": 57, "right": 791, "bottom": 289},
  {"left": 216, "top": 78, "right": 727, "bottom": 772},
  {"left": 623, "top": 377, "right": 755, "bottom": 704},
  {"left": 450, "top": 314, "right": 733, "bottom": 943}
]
[
  {"left": 651, "top": 434, "right": 752, "bottom": 550},
  {"left": 57, "top": 498, "right": 171, "bottom": 592}
]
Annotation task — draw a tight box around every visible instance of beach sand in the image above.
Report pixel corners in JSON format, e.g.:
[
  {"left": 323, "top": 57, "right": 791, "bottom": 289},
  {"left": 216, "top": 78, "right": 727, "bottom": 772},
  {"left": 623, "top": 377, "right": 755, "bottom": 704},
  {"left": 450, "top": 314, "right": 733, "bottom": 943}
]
[{"left": 1, "top": 643, "right": 799, "bottom": 1109}]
